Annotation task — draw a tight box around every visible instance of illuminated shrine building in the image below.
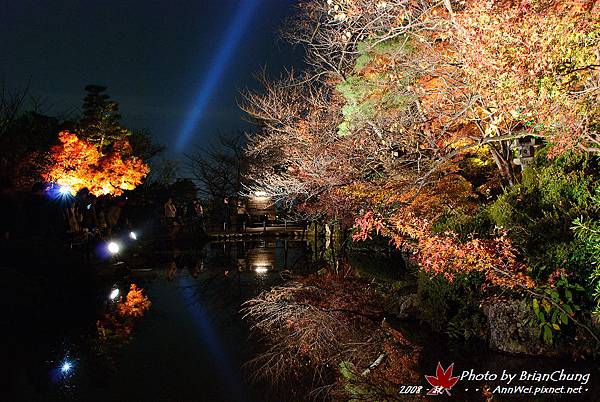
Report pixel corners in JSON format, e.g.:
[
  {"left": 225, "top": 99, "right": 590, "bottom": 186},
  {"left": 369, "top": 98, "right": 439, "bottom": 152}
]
[{"left": 246, "top": 196, "right": 276, "bottom": 222}]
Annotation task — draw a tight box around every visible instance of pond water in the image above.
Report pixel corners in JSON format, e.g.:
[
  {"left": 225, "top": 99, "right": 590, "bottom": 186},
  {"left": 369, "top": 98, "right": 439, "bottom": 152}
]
[
  {"left": 4, "top": 238, "right": 600, "bottom": 401},
  {"left": 5, "top": 239, "right": 312, "bottom": 402}
]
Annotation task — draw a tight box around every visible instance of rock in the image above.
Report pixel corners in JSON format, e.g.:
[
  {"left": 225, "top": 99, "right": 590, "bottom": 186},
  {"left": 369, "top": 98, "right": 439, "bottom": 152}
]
[
  {"left": 387, "top": 293, "right": 419, "bottom": 320},
  {"left": 482, "top": 299, "right": 552, "bottom": 356}
]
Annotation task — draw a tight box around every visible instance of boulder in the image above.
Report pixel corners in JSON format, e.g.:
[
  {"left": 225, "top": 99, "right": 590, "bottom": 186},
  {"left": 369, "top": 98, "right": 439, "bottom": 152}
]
[
  {"left": 387, "top": 293, "right": 419, "bottom": 320},
  {"left": 482, "top": 299, "right": 552, "bottom": 356}
]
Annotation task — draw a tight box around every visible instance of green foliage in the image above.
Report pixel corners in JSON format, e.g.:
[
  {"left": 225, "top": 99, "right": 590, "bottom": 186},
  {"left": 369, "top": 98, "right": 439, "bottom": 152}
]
[
  {"left": 353, "top": 37, "right": 412, "bottom": 72},
  {"left": 488, "top": 152, "right": 598, "bottom": 279},
  {"left": 432, "top": 151, "right": 600, "bottom": 344},
  {"left": 572, "top": 195, "right": 600, "bottom": 319},
  {"left": 529, "top": 274, "right": 584, "bottom": 344},
  {"left": 336, "top": 38, "right": 415, "bottom": 136},
  {"left": 431, "top": 208, "right": 494, "bottom": 242},
  {"left": 436, "top": 151, "right": 600, "bottom": 281},
  {"left": 78, "top": 85, "right": 130, "bottom": 151},
  {"left": 338, "top": 359, "right": 404, "bottom": 401},
  {"left": 337, "top": 77, "right": 392, "bottom": 136},
  {"left": 417, "top": 271, "right": 453, "bottom": 331},
  {"left": 446, "top": 310, "right": 487, "bottom": 341},
  {"left": 536, "top": 26, "right": 600, "bottom": 101},
  {"left": 338, "top": 361, "right": 374, "bottom": 401},
  {"left": 417, "top": 271, "right": 485, "bottom": 334}
]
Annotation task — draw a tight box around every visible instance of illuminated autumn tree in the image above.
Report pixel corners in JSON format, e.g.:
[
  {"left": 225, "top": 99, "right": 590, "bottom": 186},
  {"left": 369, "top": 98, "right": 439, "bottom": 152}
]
[
  {"left": 453, "top": 0, "right": 600, "bottom": 156},
  {"left": 243, "top": 1, "right": 538, "bottom": 290},
  {"left": 44, "top": 131, "right": 149, "bottom": 196},
  {"left": 243, "top": 0, "right": 600, "bottom": 298},
  {"left": 244, "top": 2, "right": 473, "bottom": 217}
]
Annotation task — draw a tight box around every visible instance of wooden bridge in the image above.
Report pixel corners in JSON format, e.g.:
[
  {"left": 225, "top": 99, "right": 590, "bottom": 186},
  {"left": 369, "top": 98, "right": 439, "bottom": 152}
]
[{"left": 207, "top": 221, "right": 307, "bottom": 239}]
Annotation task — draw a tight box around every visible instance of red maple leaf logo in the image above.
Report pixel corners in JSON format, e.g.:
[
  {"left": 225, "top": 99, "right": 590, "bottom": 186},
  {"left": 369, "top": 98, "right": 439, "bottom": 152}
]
[{"left": 425, "top": 362, "right": 460, "bottom": 396}]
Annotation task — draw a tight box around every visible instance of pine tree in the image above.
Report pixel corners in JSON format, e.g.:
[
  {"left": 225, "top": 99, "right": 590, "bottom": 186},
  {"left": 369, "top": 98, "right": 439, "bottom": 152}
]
[{"left": 78, "top": 85, "right": 129, "bottom": 151}]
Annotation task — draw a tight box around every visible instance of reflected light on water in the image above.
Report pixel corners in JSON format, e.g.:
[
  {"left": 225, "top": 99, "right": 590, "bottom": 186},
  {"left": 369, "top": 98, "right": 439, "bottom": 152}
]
[
  {"left": 59, "top": 360, "right": 74, "bottom": 376},
  {"left": 178, "top": 275, "right": 244, "bottom": 400}
]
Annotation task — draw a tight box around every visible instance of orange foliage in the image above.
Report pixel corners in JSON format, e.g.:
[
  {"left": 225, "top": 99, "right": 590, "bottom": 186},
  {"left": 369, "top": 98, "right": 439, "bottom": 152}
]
[
  {"left": 454, "top": 0, "right": 600, "bottom": 154},
  {"left": 350, "top": 173, "right": 476, "bottom": 242},
  {"left": 43, "top": 131, "right": 149, "bottom": 196},
  {"left": 350, "top": 174, "right": 537, "bottom": 289},
  {"left": 117, "top": 283, "right": 151, "bottom": 318},
  {"left": 417, "top": 234, "right": 536, "bottom": 289}
]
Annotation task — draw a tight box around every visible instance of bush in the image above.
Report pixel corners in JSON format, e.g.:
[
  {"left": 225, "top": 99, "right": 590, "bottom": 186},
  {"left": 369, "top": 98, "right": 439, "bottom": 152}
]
[
  {"left": 435, "top": 150, "right": 599, "bottom": 282},
  {"left": 416, "top": 271, "right": 486, "bottom": 337},
  {"left": 572, "top": 194, "right": 600, "bottom": 320},
  {"left": 429, "top": 151, "right": 600, "bottom": 345}
]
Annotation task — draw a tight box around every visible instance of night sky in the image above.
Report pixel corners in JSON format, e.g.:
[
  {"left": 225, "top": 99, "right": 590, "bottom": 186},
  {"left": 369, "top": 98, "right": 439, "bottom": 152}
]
[{"left": 0, "top": 0, "right": 303, "bottom": 155}]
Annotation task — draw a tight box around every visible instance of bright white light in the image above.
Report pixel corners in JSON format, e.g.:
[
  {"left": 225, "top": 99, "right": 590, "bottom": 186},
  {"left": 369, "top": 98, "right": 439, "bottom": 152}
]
[
  {"left": 59, "top": 186, "right": 72, "bottom": 195},
  {"left": 107, "top": 242, "right": 120, "bottom": 254},
  {"left": 254, "top": 266, "right": 269, "bottom": 274},
  {"left": 61, "top": 361, "right": 72, "bottom": 373},
  {"left": 109, "top": 288, "right": 120, "bottom": 300},
  {"left": 129, "top": 231, "right": 137, "bottom": 240},
  {"left": 254, "top": 191, "right": 267, "bottom": 197}
]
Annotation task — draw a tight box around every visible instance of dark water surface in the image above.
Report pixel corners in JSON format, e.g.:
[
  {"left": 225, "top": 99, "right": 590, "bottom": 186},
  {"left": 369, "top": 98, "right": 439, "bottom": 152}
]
[
  {"left": 4, "top": 238, "right": 600, "bottom": 401},
  {"left": 4, "top": 239, "right": 311, "bottom": 402}
]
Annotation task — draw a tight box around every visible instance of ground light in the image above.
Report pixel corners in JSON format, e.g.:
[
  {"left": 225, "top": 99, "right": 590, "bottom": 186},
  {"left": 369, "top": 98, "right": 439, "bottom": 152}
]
[
  {"left": 58, "top": 186, "right": 72, "bottom": 195},
  {"left": 107, "top": 241, "right": 120, "bottom": 255},
  {"left": 109, "top": 287, "right": 120, "bottom": 301},
  {"left": 254, "top": 266, "right": 269, "bottom": 274},
  {"left": 129, "top": 231, "right": 137, "bottom": 240}
]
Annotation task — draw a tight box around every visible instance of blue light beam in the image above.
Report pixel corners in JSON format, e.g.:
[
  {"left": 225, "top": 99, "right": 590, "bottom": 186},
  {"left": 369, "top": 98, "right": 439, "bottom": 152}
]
[
  {"left": 179, "top": 275, "right": 245, "bottom": 401},
  {"left": 175, "top": 0, "right": 261, "bottom": 151}
]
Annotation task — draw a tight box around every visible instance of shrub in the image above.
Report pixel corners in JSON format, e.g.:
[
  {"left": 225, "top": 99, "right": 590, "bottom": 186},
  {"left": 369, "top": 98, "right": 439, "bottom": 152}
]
[{"left": 416, "top": 271, "right": 485, "bottom": 335}]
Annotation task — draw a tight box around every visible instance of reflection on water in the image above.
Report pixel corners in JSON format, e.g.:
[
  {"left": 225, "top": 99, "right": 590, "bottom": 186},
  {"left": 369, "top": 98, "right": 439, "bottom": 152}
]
[
  {"left": 8, "top": 237, "right": 599, "bottom": 401},
  {"left": 7, "top": 239, "right": 311, "bottom": 402}
]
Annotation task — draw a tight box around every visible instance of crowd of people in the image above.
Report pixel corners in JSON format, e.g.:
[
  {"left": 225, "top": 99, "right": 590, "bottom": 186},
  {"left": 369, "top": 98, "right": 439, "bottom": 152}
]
[
  {"left": 163, "top": 197, "right": 206, "bottom": 238},
  {"left": 0, "top": 180, "right": 149, "bottom": 255},
  {"left": 1, "top": 178, "right": 184, "bottom": 250},
  {"left": 1, "top": 176, "right": 269, "bottom": 258}
]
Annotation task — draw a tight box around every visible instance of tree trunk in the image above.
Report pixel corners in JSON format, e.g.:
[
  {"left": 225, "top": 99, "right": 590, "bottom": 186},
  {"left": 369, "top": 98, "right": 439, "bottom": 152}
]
[{"left": 488, "top": 142, "right": 515, "bottom": 186}]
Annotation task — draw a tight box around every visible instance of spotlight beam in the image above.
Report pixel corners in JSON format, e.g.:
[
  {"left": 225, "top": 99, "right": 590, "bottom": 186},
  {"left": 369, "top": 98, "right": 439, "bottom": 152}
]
[{"left": 175, "top": 0, "right": 260, "bottom": 151}]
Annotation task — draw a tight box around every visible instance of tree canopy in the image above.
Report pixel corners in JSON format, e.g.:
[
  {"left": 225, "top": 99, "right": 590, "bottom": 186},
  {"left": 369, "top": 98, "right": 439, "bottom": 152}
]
[{"left": 242, "top": 0, "right": 600, "bottom": 325}]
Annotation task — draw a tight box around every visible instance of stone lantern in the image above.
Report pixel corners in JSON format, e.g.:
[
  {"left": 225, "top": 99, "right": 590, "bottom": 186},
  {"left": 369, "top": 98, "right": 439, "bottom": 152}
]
[{"left": 511, "top": 137, "right": 536, "bottom": 169}]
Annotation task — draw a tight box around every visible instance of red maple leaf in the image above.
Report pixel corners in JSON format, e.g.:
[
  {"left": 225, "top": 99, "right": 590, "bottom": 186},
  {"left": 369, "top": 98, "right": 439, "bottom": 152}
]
[{"left": 425, "top": 362, "right": 460, "bottom": 395}]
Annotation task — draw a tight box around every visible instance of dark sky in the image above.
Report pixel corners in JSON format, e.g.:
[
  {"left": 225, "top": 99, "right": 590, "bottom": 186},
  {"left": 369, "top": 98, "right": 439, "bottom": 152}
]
[{"left": 0, "top": 0, "right": 303, "bottom": 155}]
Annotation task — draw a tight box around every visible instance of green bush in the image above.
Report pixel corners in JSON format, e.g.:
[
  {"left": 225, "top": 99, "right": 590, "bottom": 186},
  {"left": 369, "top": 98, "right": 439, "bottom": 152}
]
[
  {"left": 572, "top": 194, "right": 600, "bottom": 320},
  {"left": 429, "top": 151, "right": 600, "bottom": 345},
  {"left": 431, "top": 208, "right": 494, "bottom": 241},
  {"left": 490, "top": 152, "right": 598, "bottom": 279},
  {"left": 417, "top": 271, "right": 486, "bottom": 337},
  {"left": 435, "top": 150, "right": 599, "bottom": 282}
]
